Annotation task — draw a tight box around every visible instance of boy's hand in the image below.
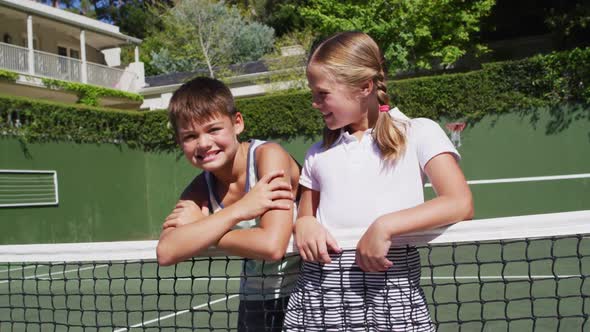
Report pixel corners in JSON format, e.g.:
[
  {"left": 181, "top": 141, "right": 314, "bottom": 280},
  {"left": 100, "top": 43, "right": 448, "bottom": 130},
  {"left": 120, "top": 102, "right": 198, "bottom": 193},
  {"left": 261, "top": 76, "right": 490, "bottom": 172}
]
[
  {"left": 162, "top": 200, "right": 210, "bottom": 229},
  {"left": 234, "top": 170, "right": 293, "bottom": 221},
  {"left": 295, "top": 216, "right": 341, "bottom": 264},
  {"left": 355, "top": 218, "right": 393, "bottom": 272}
]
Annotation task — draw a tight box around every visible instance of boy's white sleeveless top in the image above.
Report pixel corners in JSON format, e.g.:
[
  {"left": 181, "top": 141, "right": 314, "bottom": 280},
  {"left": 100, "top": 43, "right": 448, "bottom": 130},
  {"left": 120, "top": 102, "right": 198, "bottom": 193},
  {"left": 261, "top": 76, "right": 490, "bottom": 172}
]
[
  {"left": 205, "top": 139, "right": 299, "bottom": 301},
  {"left": 299, "top": 107, "right": 460, "bottom": 238}
]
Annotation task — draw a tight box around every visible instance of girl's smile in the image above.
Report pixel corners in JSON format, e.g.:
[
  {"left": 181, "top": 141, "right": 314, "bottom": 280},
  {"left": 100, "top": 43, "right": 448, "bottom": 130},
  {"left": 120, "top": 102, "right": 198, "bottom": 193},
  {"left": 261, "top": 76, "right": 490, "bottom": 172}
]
[
  {"left": 321, "top": 111, "right": 333, "bottom": 120},
  {"left": 306, "top": 64, "right": 368, "bottom": 132}
]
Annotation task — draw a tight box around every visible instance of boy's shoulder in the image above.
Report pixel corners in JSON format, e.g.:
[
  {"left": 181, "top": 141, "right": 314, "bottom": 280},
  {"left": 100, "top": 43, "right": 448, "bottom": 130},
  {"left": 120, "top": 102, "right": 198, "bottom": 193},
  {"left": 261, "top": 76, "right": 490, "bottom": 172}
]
[
  {"left": 254, "top": 141, "right": 290, "bottom": 160},
  {"left": 254, "top": 141, "right": 302, "bottom": 185},
  {"left": 180, "top": 173, "right": 208, "bottom": 204}
]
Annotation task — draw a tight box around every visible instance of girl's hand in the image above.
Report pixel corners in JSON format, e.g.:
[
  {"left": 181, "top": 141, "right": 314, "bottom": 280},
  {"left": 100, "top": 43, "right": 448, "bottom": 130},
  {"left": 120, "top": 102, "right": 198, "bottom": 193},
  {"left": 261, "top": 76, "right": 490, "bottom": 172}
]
[
  {"left": 163, "top": 200, "right": 210, "bottom": 229},
  {"left": 295, "top": 216, "right": 341, "bottom": 264},
  {"left": 234, "top": 170, "right": 293, "bottom": 221},
  {"left": 356, "top": 218, "right": 393, "bottom": 272}
]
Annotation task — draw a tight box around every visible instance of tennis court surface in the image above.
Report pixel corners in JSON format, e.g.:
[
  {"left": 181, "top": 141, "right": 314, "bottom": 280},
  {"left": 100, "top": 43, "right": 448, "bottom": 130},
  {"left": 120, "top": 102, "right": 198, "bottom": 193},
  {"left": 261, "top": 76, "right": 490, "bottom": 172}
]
[{"left": 1, "top": 210, "right": 589, "bottom": 331}]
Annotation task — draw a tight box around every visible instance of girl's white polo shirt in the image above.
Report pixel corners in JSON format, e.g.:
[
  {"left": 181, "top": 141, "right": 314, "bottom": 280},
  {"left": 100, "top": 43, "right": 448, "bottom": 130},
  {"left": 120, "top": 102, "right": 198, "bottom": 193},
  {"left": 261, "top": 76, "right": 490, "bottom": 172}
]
[{"left": 299, "top": 108, "right": 460, "bottom": 235}]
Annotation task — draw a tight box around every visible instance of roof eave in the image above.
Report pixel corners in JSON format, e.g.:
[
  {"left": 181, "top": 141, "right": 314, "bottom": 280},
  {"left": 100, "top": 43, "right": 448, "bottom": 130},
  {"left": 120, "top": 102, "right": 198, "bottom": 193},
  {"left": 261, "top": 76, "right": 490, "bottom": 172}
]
[
  {"left": 0, "top": 0, "right": 142, "bottom": 45},
  {"left": 143, "top": 66, "right": 305, "bottom": 91}
]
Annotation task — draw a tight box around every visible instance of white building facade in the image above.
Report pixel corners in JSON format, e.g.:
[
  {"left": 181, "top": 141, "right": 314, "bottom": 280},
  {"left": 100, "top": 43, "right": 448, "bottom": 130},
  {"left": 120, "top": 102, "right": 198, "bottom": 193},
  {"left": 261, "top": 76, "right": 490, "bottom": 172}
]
[{"left": 0, "top": 0, "right": 145, "bottom": 107}]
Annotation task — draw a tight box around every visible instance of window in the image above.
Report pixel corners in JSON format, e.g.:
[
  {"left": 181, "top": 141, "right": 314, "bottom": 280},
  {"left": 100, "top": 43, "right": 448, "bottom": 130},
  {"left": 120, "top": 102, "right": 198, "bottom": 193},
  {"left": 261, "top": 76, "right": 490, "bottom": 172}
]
[
  {"left": 57, "top": 46, "right": 81, "bottom": 78},
  {"left": 58, "top": 46, "right": 68, "bottom": 57},
  {"left": 3, "top": 33, "right": 12, "bottom": 44},
  {"left": 57, "top": 46, "right": 69, "bottom": 75},
  {"left": 58, "top": 46, "right": 80, "bottom": 59}
]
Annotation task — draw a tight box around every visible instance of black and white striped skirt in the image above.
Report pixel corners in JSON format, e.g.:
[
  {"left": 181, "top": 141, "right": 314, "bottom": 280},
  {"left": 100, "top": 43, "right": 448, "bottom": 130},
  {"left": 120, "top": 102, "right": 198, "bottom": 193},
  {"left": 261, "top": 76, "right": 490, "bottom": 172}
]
[{"left": 283, "top": 247, "right": 434, "bottom": 332}]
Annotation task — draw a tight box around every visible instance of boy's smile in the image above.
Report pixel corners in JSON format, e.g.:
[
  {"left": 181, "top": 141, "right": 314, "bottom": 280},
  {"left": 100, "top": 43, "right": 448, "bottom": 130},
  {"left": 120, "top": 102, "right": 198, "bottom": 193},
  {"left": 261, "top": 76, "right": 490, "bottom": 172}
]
[
  {"left": 177, "top": 113, "right": 244, "bottom": 171},
  {"left": 197, "top": 149, "right": 222, "bottom": 163}
]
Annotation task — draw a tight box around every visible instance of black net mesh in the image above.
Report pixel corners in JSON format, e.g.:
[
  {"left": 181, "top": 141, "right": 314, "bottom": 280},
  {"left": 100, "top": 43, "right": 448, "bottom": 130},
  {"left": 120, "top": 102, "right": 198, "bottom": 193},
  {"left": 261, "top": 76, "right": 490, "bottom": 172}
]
[{"left": 2, "top": 214, "right": 589, "bottom": 331}]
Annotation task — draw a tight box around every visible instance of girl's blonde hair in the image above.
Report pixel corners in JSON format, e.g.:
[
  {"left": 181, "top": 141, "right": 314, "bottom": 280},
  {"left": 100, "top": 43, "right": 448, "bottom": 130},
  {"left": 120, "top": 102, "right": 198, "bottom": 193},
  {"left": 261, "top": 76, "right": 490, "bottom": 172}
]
[{"left": 310, "top": 31, "right": 406, "bottom": 160}]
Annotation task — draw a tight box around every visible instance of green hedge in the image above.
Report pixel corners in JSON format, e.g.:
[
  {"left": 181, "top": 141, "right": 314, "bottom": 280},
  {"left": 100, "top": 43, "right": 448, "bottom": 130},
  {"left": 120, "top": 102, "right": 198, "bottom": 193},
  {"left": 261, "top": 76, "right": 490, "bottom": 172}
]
[
  {"left": 391, "top": 47, "right": 590, "bottom": 120},
  {"left": 236, "top": 90, "right": 323, "bottom": 139},
  {"left": 42, "top": 78, "right": 143, "bottom": 107},
  {"left": 1, "top": 48, "right": 588, "bottom": 151},
  {"left": 0, "top": 68, "right": 143, "bottom": 106},
  {"left": 0, "top": 96, "right": 172, "bottom": 151},
  {"left": 0, "top": 69, "right": 19, "bottom": 82},
  {"left": 0, "top": 91, "right": 321, "bottom": 151}
]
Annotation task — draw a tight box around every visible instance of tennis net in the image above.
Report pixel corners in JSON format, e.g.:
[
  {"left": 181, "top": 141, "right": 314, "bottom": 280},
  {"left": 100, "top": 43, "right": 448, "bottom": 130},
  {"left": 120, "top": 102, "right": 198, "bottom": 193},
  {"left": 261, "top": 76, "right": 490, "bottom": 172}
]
[{"left": 1, "top": 210, "right": 589, "bottom": 331}]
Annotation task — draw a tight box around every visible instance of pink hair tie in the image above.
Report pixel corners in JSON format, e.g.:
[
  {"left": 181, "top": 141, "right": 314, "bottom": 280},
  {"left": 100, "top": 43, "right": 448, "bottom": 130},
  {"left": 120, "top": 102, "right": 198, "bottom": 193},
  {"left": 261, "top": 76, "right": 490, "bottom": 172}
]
[{"left": 378, "top": 105, "right": 390, "bottom": 113}]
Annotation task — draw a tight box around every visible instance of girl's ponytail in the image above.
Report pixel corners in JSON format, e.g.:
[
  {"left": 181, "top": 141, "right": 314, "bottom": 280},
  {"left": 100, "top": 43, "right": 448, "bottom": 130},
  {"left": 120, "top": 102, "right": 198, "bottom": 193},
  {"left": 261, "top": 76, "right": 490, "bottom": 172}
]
[{"left": 373, "top": 73, "right": 407, "bottom": 160}]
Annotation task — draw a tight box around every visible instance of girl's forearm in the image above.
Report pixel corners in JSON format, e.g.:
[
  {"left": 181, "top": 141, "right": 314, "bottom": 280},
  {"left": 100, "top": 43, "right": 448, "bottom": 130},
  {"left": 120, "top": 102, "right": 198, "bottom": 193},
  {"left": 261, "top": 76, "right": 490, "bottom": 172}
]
[{"left": 378, "top": 194, "right": 473, "bottom": 238}]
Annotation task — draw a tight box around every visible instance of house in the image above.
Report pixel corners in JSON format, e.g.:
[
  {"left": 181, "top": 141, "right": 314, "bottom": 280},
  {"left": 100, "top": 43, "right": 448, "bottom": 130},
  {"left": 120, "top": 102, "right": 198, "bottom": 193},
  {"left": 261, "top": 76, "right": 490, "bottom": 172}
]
[
  {"left": 140, "top": 47, "right": 306, "bottom": 111},
  {"left": 0, "top": 0, "right": 145, "bottom": 108}
]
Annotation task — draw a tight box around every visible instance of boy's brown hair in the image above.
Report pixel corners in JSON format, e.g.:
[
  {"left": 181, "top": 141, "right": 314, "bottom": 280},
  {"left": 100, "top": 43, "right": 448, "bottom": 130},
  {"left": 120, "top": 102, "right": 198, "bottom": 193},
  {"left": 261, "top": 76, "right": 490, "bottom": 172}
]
[{"left": 168, "top": 77, "right": 237, "bottom": 135}]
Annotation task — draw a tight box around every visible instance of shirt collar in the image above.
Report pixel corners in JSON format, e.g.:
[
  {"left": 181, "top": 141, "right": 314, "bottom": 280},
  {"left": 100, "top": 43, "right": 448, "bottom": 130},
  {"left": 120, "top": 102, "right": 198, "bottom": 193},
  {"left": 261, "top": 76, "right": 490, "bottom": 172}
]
[{"left": 330, "top": 107, "right": 408, "bottom": 147}]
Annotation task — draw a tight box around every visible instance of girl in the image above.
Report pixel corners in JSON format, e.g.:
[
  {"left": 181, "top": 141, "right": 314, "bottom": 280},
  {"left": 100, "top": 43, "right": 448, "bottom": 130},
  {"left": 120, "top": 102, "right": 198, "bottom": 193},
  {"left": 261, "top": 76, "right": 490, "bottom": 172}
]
[
  {"left": 156, "top": 77, "right": 300, "bottom": 331},
  {"left": 284, "top": 32, "right": 473, "bottom": 331}
]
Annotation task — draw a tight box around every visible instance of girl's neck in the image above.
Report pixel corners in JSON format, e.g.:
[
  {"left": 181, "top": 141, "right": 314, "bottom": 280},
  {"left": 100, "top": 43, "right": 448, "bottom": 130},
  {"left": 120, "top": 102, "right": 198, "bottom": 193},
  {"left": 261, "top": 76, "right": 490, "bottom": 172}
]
[
  {"left": 346, "top": 101, "right": 380, "bottom": 140},
  {"left": 211, "top": 141, "right": 249, "bottom": 185}
]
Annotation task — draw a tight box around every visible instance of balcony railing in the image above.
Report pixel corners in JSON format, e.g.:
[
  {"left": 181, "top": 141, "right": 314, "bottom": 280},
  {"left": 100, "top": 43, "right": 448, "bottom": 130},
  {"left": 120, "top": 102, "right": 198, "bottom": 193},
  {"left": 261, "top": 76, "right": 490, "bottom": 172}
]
[
  {"left": 87, "top": 62, "right": 136, "bottom": 91},
  {"left": 0, "top": 42, "right": 28, "bottom": 73},
  {"left": 35, "top": 49, "right": 81, "bottom": 82},
  {"left": 0, "top": 42, "right": 137, "bottom": 92}
]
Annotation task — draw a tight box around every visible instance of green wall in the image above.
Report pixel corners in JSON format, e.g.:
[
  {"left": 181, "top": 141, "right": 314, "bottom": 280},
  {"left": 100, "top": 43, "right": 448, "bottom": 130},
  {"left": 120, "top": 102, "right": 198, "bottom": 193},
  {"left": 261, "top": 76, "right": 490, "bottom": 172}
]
[
  {"left": 430, "top": 104, "right": 589, "bottom": 218},
  {"left": 0, "top": 142, "right": 186, "bottom": 243},
  {"left": 0, "top": 136, "right": 318, "bottom": 244},
  {"left": 0, "top": 105, "right": 588, "bottom": 244}
]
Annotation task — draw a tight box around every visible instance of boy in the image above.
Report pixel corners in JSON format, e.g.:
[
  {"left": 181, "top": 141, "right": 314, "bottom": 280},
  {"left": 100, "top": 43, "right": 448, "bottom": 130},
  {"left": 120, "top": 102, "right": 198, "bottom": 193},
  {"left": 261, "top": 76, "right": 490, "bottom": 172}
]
[{"left": 157, "top": 77, "right": 300, "bottom": 331}]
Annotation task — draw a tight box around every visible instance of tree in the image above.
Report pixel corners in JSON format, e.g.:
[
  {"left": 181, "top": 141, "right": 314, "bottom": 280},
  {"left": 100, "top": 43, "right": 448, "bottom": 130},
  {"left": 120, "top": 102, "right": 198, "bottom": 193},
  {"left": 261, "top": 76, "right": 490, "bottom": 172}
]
[
  {"left": 226, "top": 0, "right": 306, "bottom": 37},
  {"left": 295, "top": 0, "right": 495, "bottom": 72},
  {"left": 148, "top": 0, "right": 275, "bottom": 77},
  {"left": 93, "top": 1, "right": 175, "bottom": 39},
  {"left": 145, "top": 19, "right": 205, "bottom": 75},
  {"left": 36, "top": 0, "right": 274, "bottom": 76},
  {"left": 545, "top": 1, "right": 590, "bottom": 45},
  {"left": 35, "top": 1, "right": 175, "bottom": 39},
  {"left": 34, "top": 0, "right": 84, "bottom": 13}
]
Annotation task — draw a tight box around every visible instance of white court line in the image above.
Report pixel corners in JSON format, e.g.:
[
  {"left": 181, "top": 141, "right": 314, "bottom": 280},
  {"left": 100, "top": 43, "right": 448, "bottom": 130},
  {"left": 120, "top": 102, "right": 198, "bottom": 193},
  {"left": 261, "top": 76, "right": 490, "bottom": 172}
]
[
  {"left": 0, "top": 265, "right": 37, "bottom": 274},
  {"left": 421, "top": 275, "right": 580, "bottom": 280},
  {"left": 0, "top": 264, "right": 108, "bottom": 284},
  {"left": 165, "top": 275, "right": 581, "bottom": 282},
  {"left": 33, "top": 275, "right": 575, "bottom": 282},
  {"left": 158, "top": 277, "right": 241, "bottom": 281},
  {"left": 34, "top": 276, "right": 242, "bottom": 281},
  {"left": 166, "top": 275, "right": 581, "bottom": 281},
  {"left": 424, "top": 173, "right": 590, "bottom": 187},
  {"left": 4, "top": 273, "right": 579, "bottom": 283},
  {"left": 113, "top": 294, "right": 240, "bottom": 332}
]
